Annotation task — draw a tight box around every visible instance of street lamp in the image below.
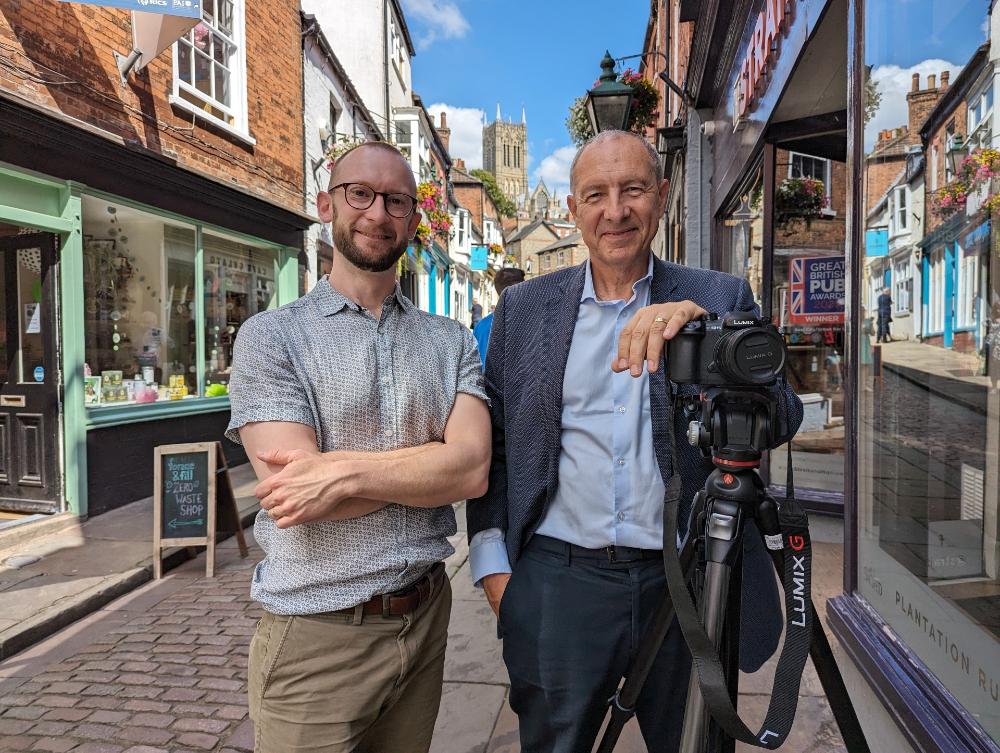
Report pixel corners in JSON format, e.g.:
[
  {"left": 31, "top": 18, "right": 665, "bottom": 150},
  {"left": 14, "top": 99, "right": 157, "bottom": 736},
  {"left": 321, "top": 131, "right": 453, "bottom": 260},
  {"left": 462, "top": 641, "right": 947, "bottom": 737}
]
[
  {"left": 945, "top": 132, "right": 968, "bottom": 178},
  {"left": 585, "top": 51, "right": 634, "bottom": 134}
]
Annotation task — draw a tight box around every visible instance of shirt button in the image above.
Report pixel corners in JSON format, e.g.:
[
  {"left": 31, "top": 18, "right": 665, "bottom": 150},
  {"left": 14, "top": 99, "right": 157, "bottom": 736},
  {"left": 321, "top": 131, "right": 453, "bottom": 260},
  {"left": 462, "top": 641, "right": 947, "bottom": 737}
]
[
  {"left": 617, "top": 458, "right": 626, "bottom": 466},
  {"left": 384, "top": 429, "right": 393, "bottom": 437},
  {"left": 382, "top": 376, "right": 391, "bottom": 385},
  {"left": 617, "top": 406, "right": 626, "bottom": 413},
  {"left": 617, "top": 511, "right": 626, "bottom": 522}
]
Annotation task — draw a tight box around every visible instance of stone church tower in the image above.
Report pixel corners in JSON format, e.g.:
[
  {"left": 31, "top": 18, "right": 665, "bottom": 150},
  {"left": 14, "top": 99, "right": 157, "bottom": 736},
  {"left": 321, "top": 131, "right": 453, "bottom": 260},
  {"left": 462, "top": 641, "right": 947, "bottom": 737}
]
[{"left": 483, "top": 104, "right": 528, "bottom": 204}]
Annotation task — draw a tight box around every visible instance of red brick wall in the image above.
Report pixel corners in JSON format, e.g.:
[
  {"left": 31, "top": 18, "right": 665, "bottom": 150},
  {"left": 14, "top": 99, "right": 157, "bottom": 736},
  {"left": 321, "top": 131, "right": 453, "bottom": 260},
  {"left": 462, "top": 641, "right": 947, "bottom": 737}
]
[
  {"left": 775, "top": 149, "right": 847, "bottom": 249},
  {"left": 0, "top": 0, "right": 304, "bottom": 213},
  {"left": 454, "top": 183, "right": 484, "bottom": 233}
]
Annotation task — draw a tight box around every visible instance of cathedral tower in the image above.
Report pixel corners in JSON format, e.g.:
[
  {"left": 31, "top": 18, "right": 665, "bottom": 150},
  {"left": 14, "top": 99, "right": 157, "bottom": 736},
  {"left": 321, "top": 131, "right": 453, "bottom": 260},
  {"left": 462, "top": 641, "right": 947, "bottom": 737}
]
[{"left": 483, "top": 104, "right": 528, "bottom": 204}]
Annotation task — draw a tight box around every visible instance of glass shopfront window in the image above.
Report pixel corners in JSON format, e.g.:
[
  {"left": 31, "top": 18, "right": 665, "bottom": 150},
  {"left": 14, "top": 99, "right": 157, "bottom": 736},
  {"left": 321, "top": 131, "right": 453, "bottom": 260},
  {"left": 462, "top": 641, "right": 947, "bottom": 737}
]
[
  {"left": 203, "top": 233, "right": 276, "bottom": 392},
  {"left": 859, "top": 0, "right": 1000, "bottom": 740},
  {"left": 82, "top": 197, "right": 198, "bottom": 406}
]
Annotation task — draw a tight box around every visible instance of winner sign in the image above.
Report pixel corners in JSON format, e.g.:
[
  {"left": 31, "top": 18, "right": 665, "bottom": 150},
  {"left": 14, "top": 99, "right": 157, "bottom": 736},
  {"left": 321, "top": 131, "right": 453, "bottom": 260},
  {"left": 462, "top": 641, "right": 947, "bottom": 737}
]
[{"left": 788, "top": 256, "right": 845, "bottom": 325}]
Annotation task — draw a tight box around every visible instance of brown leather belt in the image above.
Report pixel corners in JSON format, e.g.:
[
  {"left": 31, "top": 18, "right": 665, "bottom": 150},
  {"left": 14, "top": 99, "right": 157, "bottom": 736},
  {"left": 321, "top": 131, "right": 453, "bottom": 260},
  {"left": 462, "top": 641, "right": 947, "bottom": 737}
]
[{"left": 338, "top": 562, "right": 445, "bottom": 617}]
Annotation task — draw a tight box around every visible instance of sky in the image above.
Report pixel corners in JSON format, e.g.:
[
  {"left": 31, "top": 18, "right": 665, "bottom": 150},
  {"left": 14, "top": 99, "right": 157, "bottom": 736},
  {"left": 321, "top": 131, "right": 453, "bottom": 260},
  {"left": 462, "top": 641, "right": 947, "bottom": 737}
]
[
  {"left": 864, "top": 0, "right": 989, "bottom": 150},
  {"left": 399, "top": 0, "right": 648, "bottom": 200}
]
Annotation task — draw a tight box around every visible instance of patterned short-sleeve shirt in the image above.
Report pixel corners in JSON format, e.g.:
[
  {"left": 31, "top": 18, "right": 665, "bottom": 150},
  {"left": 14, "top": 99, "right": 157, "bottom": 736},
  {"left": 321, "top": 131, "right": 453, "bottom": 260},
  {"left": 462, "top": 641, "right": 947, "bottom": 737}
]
[{"left": 226, "top": 277, "right": 487, "bottom": 615}]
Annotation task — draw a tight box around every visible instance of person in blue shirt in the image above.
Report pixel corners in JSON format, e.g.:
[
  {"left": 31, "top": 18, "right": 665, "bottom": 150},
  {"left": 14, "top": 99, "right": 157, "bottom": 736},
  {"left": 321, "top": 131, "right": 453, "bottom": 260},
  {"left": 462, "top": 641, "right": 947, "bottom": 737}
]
[
  {"left": 467, "top": 131, "right": 803, "bottom": 753},
  {"left": 473, "top": 267, "right": 525, "bottom": 368}
]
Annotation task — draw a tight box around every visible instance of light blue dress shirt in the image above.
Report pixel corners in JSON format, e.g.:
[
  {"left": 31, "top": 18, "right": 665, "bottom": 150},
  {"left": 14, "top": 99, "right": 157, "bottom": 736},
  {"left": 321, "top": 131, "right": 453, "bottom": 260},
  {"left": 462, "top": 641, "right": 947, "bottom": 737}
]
[{"left": 469, "top": 256, "right": 667, "bottom": 585}]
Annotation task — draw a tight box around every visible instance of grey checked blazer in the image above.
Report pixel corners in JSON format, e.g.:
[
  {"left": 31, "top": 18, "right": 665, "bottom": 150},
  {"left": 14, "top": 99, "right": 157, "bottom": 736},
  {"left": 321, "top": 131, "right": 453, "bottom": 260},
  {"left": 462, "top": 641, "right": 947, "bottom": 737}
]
[{"left": 466, "top": 257, "right": 804, "bottom": 669}]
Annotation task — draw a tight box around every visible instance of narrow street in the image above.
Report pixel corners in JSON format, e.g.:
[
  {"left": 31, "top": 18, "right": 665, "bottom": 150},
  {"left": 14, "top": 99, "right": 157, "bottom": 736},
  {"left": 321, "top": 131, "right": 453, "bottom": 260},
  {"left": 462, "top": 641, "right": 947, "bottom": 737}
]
[{"left": 0, "top": 512, "right": 849, "bottom": 753}]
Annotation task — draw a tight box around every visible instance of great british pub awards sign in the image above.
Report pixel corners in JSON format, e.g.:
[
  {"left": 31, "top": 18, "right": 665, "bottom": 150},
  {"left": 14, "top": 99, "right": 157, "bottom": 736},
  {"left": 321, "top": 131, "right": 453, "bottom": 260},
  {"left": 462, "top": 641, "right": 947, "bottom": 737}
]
[{"left": 732, "top": 0, "right": 796, "bottom": 130}]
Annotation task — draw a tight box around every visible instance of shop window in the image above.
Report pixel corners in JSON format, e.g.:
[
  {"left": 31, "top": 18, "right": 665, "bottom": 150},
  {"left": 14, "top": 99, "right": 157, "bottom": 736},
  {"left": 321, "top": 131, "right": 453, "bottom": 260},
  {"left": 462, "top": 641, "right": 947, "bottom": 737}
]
[
  {"left": 82, "top": 197, "right": 197, "bottom": 405},
  {"left": 789, "top": 152, "right": 831, "bottom": 202},
  {"left": 203, "top": 234, "right": 277, "bottom": 391},
  {"left": 173, "top": 0, "right": 247, "bottom": 135},
  {"left": 857, "top": 1, "right": 1000, "bottom": 740},
  {"left": 892, "top": 258, "right": 912, "bottom": 314}
]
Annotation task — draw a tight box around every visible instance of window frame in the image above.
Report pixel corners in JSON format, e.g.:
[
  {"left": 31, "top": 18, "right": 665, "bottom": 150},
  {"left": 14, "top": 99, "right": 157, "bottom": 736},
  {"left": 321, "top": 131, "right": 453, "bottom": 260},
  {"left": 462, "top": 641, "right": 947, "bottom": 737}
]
[
  {"left": 789, "top": 151, "right": 834, "bottom": 215},
  {"left": 170, "top": 0, "right": 253, "bottom": 144}
]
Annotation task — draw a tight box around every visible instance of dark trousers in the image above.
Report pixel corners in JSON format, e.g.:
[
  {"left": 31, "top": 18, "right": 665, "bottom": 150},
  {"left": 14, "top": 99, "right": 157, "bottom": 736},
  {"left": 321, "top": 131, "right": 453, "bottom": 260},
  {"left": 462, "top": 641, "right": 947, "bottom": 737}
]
[
  {"left": 877, "top": 316, "right": 891, "bottom": 342},
  {"left": 499, "top": 535, "right": 693, "bottom": 753}
]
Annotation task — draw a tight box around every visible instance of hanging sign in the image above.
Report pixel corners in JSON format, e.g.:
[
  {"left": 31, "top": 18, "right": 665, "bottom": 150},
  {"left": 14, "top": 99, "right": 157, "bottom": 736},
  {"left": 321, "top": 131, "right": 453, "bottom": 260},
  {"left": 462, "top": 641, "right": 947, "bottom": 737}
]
[
  {"left": 59, "top": 0, "right": 201, "bottom": 18},
  {"left": 865, "top": 228, "right": 889, "bottom": 257},
  {"left": 153, "top": 441, "right": 248, "bottom": 578},
  {"left": 789, "top": 256, "right": 846, "bottom": 325},
  {"left": 732, "top": 0, "right": 796, "bottom": 127},
  {"left": 470, "top": 246, "right": 489, "bottom": 271}
]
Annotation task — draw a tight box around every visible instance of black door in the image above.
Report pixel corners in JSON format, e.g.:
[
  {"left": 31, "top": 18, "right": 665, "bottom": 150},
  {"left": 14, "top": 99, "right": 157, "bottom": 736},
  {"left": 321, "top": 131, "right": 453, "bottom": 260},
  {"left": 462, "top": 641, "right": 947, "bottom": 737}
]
[{"left": 0, "top": 232, "right": 61, "bottom": 513}]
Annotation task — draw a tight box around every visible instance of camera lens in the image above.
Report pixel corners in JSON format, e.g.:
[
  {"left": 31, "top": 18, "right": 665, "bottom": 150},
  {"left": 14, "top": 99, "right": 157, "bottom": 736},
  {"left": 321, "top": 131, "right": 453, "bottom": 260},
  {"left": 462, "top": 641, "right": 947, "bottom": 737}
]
[{"left": 713, "top": 327, "right": 786, "bottom": 385}]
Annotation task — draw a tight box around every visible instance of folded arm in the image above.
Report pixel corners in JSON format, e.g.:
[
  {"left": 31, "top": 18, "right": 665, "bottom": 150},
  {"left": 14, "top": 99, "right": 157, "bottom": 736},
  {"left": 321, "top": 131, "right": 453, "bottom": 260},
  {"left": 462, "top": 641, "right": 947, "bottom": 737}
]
[{"left": 243, "top": 392, "right": 491, "bottom": 528}]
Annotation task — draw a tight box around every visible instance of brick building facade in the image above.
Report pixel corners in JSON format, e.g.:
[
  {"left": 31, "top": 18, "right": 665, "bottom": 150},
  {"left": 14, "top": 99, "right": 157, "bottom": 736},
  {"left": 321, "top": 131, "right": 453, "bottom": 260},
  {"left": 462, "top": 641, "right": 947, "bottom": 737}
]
[{"left": 0, "top": 1, "right": 311, "bottom": 520}]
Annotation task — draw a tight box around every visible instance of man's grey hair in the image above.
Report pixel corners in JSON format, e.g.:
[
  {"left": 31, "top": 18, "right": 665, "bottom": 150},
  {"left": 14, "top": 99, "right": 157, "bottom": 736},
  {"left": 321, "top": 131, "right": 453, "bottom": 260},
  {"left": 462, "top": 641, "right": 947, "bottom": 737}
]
[{"left": 569, "top": 130, "right": 663, "bottom": 194}]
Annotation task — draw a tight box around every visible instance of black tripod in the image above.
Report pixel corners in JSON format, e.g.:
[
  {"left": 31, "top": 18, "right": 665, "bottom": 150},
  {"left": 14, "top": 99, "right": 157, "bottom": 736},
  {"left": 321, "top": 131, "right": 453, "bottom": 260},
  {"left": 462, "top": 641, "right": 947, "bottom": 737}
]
[{"left": 594, "top": 387, "right": 869, "bottom": 753}]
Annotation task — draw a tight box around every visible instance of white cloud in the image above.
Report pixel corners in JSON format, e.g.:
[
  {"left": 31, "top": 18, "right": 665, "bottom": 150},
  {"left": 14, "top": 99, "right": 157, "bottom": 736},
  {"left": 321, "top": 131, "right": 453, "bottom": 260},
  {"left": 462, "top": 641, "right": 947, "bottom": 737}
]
[
  {"left": 401, "top": 0, "right": 470, "bottom": 50},
  {"left": 426, "top": 103, "right": 485, "bottom": 169},
  {"left": 867, "top": 59, "right": 962, "bottom": 151},
  {"left": 532, "top": 145, "right": 577, "bottom": 199}
]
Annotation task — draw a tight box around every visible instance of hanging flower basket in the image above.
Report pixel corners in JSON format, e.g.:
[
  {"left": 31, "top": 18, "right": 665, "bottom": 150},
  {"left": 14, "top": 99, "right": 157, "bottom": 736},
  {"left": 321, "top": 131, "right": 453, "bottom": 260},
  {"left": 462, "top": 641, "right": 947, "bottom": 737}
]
[
  {"left": 566, "top": 69, "right": 661, "bottom": 146},
  {"left": 775, "top": 177, "right": 829, "bottom": 227},
  {"left": 931, "top": 148, "right": 1000, "bottom": 219},
  {"left": 416, "top": 181, "right": 451, "bottom": 241}
]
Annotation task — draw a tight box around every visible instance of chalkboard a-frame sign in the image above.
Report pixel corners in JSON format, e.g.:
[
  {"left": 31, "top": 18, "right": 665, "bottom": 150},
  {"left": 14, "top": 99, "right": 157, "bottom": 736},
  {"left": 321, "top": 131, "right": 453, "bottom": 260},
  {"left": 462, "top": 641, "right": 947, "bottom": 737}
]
[{"left": 153, "top": 441, "right": 248, "bottom": 578}]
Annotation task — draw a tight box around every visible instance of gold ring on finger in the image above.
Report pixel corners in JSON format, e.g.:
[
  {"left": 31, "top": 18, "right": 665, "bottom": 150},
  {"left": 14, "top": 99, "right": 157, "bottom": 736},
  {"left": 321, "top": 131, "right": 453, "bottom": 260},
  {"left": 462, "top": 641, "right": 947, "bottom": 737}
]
[{"left": 654, "top": 316, "right": 667, "bottom": 323}]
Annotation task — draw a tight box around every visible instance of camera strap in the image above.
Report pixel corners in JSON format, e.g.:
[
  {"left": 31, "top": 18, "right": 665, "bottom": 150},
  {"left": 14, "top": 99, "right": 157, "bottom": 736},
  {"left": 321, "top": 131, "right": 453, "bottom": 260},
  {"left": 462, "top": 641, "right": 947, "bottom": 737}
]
[{"left": 660, "top": 394, "right": 813, "bottom": 749}]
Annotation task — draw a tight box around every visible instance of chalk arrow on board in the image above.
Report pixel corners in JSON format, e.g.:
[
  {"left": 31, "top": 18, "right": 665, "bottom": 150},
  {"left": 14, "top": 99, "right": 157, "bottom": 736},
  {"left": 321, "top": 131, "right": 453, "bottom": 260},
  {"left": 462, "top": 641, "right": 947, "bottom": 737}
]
[{"left": 168, "top": 518, "right": 203, "bottom": 529}]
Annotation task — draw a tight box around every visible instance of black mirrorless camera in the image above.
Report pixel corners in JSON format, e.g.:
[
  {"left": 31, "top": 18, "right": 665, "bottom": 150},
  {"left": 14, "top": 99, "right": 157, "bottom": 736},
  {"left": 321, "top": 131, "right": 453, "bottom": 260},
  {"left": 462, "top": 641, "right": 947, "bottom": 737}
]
[{"left": 666, "top": 312, "right": 786, "bottom": 386}]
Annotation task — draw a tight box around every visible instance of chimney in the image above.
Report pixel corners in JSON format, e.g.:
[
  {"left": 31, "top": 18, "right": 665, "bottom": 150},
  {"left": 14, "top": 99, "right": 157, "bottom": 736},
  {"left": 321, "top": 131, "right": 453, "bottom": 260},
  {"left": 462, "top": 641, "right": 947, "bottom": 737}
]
[
  {"left": 436, "top": 112, "right": 451, "bottom": 152},
  {"left": 454, "top": 158, "right": 465, "bottom": 171},
  {"left": 912, "top": 73, "right": 920, "bottom": 92},
  {"left": 941, "top": 70, "right": 950, "bottom": 88},
  {"left": 927, "top": 74, "right": 936, "bottom": 89}
]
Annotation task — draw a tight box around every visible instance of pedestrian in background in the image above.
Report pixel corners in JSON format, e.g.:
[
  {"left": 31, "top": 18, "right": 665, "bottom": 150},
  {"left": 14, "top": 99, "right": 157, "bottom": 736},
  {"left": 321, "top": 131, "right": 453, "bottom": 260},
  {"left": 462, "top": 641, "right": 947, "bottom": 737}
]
[
  {"left": 227, "top": 141, "right": 491, "bottom": 753},
  {"left": 470, "top": 296, "right": 483, "bottom": 329},
  {"left": 474, "top": 267, "right": 526, "bottom": 368},
  {"left": 877, "top": 286, "right": 893, "bottom": 343},
  {"left": 468, "top": 130, "right": 803, "bottom": 753}
]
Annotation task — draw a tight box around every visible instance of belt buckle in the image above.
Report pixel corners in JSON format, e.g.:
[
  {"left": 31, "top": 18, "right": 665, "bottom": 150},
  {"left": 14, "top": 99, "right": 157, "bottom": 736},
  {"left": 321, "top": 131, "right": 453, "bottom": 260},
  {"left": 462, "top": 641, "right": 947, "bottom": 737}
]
[{"left": 606, "top": 545, "right": 617, "bottom": 563}]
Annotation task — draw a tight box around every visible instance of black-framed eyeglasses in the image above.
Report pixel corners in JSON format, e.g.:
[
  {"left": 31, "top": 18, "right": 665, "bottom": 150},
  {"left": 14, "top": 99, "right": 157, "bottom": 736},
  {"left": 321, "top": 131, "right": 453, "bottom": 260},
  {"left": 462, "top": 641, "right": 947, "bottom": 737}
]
[{"left": 331, "top": 182, "right": 417, "bottom": 218}]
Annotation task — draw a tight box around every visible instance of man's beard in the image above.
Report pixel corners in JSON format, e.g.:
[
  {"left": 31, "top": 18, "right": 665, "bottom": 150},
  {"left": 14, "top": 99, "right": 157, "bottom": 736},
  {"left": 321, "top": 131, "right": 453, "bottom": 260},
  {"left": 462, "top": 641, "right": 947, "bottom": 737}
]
[{"left": 331, "top": 212, "right": 409, "bottom": 273}]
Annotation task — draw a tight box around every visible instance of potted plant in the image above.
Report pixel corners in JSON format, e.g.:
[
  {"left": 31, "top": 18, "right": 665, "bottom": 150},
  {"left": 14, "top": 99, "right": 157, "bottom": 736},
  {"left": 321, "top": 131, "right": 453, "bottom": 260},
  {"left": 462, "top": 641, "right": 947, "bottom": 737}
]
[{"left": 775, "top": 177, "right": 829, "bottom": 227}]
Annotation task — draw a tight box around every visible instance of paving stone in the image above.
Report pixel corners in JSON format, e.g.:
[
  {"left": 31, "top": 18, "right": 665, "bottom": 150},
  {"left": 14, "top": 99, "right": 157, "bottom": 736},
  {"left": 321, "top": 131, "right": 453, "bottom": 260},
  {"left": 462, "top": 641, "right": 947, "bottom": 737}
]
[
  {"left": 159, "top": 688, "right": 206, "bottom": 702},
  {"left": 215, "top": 704, "right": 248, "bottom": 721},
  {"left": 74, "top": 722, "right": 121, "bottom": 740},
  {"left": 41, "top": 707, "right": 91, "bottom": 722},
  {"left": 223, "top": 718, "right": 254, "bottom": 752},
  {"left": 87, "top": 709, "right": 131, "bottom": 724},
  {"left": 129, "top": 712, "right": 175, "bottom": 729},
  {"left": 117, "top": 726, "right": 174, "bottom": 746},
  {"left": 172, "top": 717, "right": 229, "bottom": 734},
  {"left": 0, "top": 735, "right": 34, "bottom": 751},
  {"left": 122, "top": 747, "right": 170, "bottom": 753},
  {"left": 72, "top": 745, "right": 126, "bottom": 753},
  {"left": 121, "top": 700, "right": 171, "bottom": 713},
  {"left": 1, "top": 705, "right": 48, "bottom": 720},
  {"left": 75, "top": 696, "right": 122, "bottom": 710},
  {"left": 430, "top": 683, "right": 507, "bottom": 753},
  {"left": 197, "top": 677, "right": 243, "bottom": 692},
  {"left": 27, "top": 719, "right": 76, "bottom": 736},
  {"left": 174, "top": 732, "right": 220, "bottom": 750},
  {"left": 29, "top": 738, "right": 77, "bottom": 753},
  {"left": 443, "top": 601, "right": 508, "bottom": 686},
  {"left": 35, "top": 695, "right": 80, "bottom": 708},
  {"left": 0, "top": 718, "right": 34, "bottom": 735},
  {"left": 117, "top": 673, "right": 156, "bottom": 686},
  {"left": 43, "top": 680, "right": 88, "bottom": 694}
]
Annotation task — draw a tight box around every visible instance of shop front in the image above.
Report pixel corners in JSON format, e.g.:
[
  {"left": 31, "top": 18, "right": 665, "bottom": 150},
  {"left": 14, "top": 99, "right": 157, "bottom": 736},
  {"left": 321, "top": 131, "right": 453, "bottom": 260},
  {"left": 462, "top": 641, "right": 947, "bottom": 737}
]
[
  {"left": 0, "top": 100, "right": 308, "bottom": 521},
  {"left": 702, "top": 0, "right": 849, "bottom": 512},
  {"left": 826, "top": 0, "right": 1000, "bottom": 749}
]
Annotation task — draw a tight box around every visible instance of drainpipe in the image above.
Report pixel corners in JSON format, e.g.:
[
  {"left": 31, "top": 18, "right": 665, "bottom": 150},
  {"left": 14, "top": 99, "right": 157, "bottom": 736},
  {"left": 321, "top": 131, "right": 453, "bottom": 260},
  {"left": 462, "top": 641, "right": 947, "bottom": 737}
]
[{"left": 383, "top": 0, "right": 390, "bottom": 135}]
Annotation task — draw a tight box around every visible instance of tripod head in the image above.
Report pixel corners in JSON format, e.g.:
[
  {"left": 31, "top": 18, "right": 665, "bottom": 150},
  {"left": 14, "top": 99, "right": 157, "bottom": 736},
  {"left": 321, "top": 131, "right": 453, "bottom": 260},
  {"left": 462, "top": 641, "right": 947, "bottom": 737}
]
[{"left": 683, "top": 386, "right": 779, "bottom": 470}]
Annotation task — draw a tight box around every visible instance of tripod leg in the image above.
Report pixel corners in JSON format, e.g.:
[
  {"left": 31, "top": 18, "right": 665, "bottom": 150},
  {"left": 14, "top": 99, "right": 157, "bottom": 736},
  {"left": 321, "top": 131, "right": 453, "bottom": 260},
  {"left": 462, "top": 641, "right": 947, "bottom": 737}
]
[
  {"left": 808, "top": 602, "right": 871, "bottom": 753},
  {"left": 679, "top": 559, "right": 732, "bottom": 753}
]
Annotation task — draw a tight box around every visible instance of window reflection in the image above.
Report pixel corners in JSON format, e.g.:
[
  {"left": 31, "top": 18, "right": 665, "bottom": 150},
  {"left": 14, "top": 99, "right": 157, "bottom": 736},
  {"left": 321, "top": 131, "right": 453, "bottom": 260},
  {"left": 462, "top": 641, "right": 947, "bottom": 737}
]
[{"left": 859, "top": 0, "right": 1000, "bottom": 738}]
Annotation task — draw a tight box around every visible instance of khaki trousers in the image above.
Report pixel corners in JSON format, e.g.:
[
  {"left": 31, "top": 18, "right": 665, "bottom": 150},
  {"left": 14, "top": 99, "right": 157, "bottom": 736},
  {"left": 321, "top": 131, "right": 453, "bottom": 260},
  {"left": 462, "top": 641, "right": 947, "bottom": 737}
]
[{"left": 248, "top": 576, "right": 452, "bottom": 753}]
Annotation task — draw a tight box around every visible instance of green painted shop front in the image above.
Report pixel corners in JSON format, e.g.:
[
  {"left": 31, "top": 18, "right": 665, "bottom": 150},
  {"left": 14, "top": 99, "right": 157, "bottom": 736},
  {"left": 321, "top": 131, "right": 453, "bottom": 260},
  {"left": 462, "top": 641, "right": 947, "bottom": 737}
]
[{"left": 0, "top": 163, "right": 302, "bottom": 519}]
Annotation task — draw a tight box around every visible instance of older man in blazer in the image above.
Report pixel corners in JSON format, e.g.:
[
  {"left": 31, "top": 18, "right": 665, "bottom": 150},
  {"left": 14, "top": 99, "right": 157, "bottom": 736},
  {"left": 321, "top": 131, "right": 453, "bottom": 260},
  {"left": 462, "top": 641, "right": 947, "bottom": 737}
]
[{"left": 467, "top": 130, "right": 803, "bottom": 753}]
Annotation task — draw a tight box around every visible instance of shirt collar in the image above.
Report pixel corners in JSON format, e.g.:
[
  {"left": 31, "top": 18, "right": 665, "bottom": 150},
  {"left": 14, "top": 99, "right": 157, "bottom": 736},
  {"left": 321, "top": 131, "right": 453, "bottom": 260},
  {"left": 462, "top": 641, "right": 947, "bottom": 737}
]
[
  {"left": 310, "top": 275, "right": 409, "bottom": 316},
  {"left": 580, "top": 253, "right": 655, "bottom": 304}
]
